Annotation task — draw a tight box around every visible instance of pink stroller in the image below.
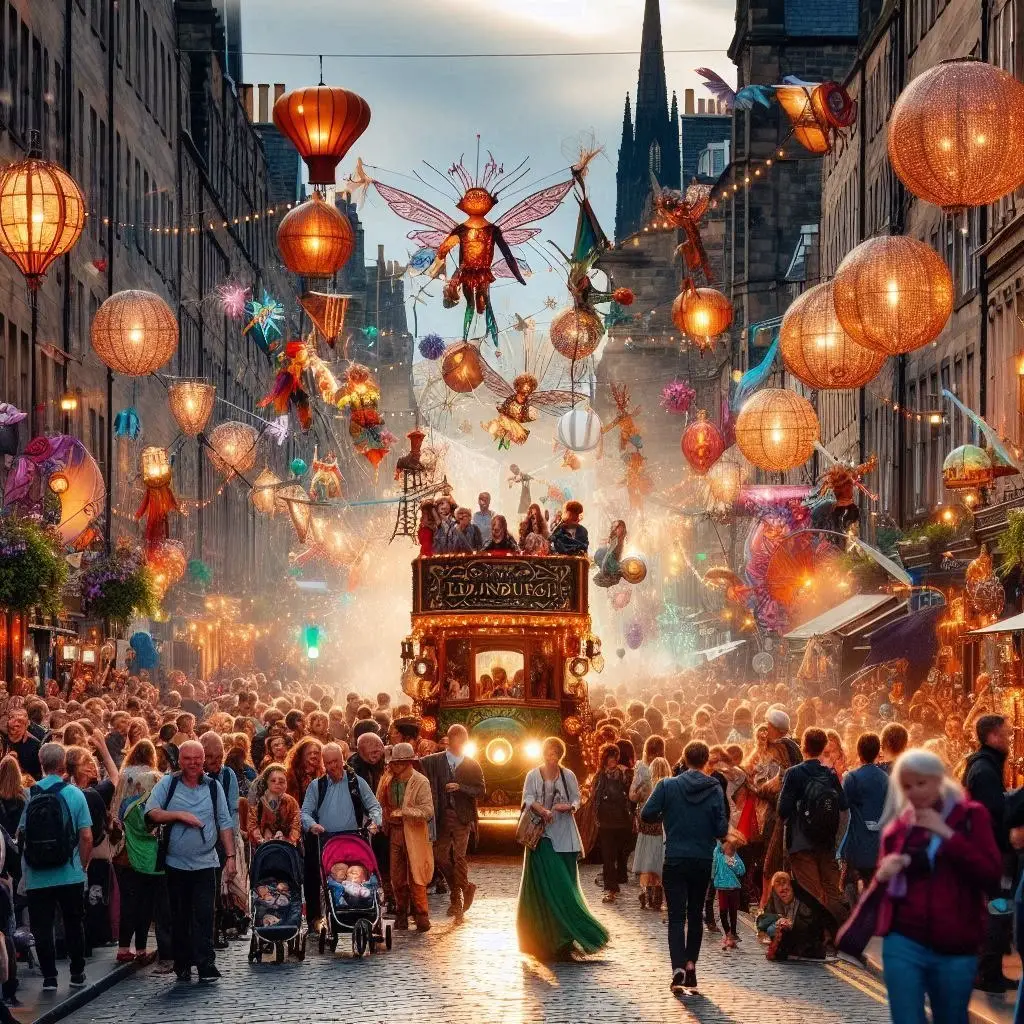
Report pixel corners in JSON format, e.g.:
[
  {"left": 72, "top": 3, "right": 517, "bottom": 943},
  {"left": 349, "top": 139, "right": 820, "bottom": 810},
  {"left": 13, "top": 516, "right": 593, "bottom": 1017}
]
[{"left": 317, "top": 832, "right": 392, "bottom": 956}]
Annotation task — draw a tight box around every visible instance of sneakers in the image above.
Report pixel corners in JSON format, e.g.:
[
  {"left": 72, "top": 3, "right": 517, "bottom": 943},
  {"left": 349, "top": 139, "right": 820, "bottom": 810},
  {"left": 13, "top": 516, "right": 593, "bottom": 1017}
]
[
  {"left": 41, "top": 979, "right": 57, "bottom": 993},
  {"left": 463, "top": 883, "right": 477, "bottom": 912},
  {"left": 601, "top": 891, "right": 617, "bottom": 903},
  {"left": 153, "top": 960, "right": 176, "bottom": 975},
  {"left": 683, "top": 967, "right": 698, "bottom": 992},
  {"left": 69, "top": 974, "right": 87, "bottom": 989},
  {"left": 197, "top": 967, "right": 221, "bottom": 983},
  {"left": 670, "top": 969, "right": 685, "bottom": 992}
]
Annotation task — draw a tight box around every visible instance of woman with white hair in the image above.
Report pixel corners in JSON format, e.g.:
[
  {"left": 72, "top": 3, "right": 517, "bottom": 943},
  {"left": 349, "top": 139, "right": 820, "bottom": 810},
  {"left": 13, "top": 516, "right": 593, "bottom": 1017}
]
[{"left": 873, "top": 748, "right": 1001, "bottom": 1024}]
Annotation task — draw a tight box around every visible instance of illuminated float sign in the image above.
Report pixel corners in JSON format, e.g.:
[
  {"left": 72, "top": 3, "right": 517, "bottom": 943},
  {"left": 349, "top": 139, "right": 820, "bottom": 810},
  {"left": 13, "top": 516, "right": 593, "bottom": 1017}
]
[{"left": 416, "top": 557, "right": 585, "bottom": 614}]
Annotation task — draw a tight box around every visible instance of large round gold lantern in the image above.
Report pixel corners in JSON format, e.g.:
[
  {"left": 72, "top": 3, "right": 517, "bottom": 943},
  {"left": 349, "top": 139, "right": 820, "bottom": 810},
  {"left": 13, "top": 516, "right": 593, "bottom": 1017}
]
[
  {"left": 0, "top": 157, "right": 85, "bottom": 288},
  {"left": 672, "top": 286, "right": 733, "bottom": 350},
  {"left": 780, "top": 281, "right": 886, "bottom": 389},
  {"left": 888, "top": 58, "right": 1024, "bottom": 210},
  {"left": 206, "top": 421, "right": 259, "bottom": 477},
  {"left": 147, "top": 538, "right": 187, "bottom": 586},
  {"left": 250, "top": 467, "right": 281, "bottom": 516},
  {"left": 91, "top": 290, "right": 179, "bottom": 376},
  {"left": 549, "top": 306, "right": 604, "bottom": 361},
  {"left": 832, "top": 236, "right": 953, "bottom": 355},
  {"left": 168, "top": 379, "right": 215, "bottom": 437},
  {"left": 734, "top": 389, "right": 820, "bottom": 472},
  {"left": 942, "top": 444, "right": 994, "bottom": 490},
  {"left": 440, "top": 342, "right": 484, "bottom": 393},
  {"left": 277, "top": 192, "right": 354, "bottom": 278},
  {"left": 272, "top": 86, "right": 371, "bottom": 186}
]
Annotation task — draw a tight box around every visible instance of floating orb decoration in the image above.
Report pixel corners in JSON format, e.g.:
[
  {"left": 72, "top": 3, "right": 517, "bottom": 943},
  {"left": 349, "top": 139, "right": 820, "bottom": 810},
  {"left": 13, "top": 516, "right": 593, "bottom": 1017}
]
[
  {"left": 440, "top": 341, "right": 484, "bottom": 393},
  {"left": 167, "top": 379, "right": 215, "bottom": 437},
  {"left": 48, "top": 472, "right": 69, "bottom": 495},
  {"left": 625, "top": 620, "right": 645, "bottom": 650},
  {"left": 290, "top": 457, "right": 308, "bottom": 477},
  {"left": 0, "top": 157, "right": 86, "bottom": 288},
  {"left": 556, "top": 406, "right": 603, "bottom": 453},
  {"left": 147, "top": 538, "right": 187, "bottom": 586},
  {"left": 706, "top": 450, "right": 747, "bottom": 505},
  {"left": 735, "top": 388, "right": 820, "bottom": 472},
  {"left": 968, "top": 575, "right": 1005, "bottom": 618},
  {"left": 277, "top": 192, "right": 354, "bottom": 278},
  {"left": 91, "top": 290, "right": 179, "bottom": 376},
  {"left": 888, "top": 58, "right": 1024, "bottom": 210},
  {"left": 942, "top": 444, "right": 994, "bottom": 490},
  {"left": 672, "top": 286, "right": 733, "bottom": 350},
  {"left": 620, "top": 555, "right": 648, "bottom": 585},
  {"left": 418, "top": 333, "right": 446, "bottom": 360},
  {"left": 681, "top": 409, "right": 726, "bottom": 475},
  {"left": 250, "top": 467, "right": 281, "bottom": 516},
  {"left": 832, "top": 236, "right": 953, "bottom": 355},
  {"left": 611, "top": 588, "right": 632, "bottom": 611},
  {"left": 272, "top": 85, "right": 371, "bottom": 185},
  {"left": 549, "top": 306, "right": 604, "bottom": 361},
  {"left": 206, "top": 421, "right": 259, "bottom": 477},
  {"left": 780, "top": 281, "right": 886, "bottom": 389}
]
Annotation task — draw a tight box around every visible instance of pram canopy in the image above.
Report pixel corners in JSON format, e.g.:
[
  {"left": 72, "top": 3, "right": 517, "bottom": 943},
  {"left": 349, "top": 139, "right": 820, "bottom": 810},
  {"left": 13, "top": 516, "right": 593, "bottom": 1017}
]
[
  {"left": 251, "top": 839, "right": 303, "bottom": 887},
  {"left": 320, "top": 833, "right": 380, "bottom": 880}
]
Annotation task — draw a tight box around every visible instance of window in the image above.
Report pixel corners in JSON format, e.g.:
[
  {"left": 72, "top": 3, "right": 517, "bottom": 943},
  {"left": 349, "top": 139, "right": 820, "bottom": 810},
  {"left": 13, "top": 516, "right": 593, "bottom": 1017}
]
[
  {"left": 648, "top": 140, "right": 661, "bottom": 176},
  {"left": 142, "top": 11, "right": 149, "bottom": 107},
  {"left": 473, "top": 649, "right": 525, "bottom": 701}
]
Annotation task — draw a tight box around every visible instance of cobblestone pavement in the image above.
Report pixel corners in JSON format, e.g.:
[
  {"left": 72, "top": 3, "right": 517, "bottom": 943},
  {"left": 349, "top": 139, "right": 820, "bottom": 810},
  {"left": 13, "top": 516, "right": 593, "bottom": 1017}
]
[{"left": 61, "top": 857, "right": 892, "bottom": 1024}]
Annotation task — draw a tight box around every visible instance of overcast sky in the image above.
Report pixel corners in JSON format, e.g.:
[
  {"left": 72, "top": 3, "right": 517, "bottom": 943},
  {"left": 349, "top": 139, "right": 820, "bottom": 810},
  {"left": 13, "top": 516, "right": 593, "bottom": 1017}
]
[{"left": 242, "top": 0, "right": 736, "bottom": 339}]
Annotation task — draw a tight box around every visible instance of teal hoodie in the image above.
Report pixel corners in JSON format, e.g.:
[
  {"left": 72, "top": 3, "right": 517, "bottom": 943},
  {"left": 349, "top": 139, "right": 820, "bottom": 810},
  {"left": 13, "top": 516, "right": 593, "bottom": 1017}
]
[{"left": 641, "top": 769, "right": 728, "bottom": 862}]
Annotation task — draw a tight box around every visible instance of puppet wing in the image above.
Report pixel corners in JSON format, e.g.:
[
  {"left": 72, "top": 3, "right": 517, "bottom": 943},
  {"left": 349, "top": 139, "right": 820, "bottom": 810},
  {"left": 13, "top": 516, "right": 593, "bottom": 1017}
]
[
  {"left": 372, "top": 181, "right": 458, "bottom": 234},
  {"left": 495, "top": 180, "right": 574, "bottom": 232}
]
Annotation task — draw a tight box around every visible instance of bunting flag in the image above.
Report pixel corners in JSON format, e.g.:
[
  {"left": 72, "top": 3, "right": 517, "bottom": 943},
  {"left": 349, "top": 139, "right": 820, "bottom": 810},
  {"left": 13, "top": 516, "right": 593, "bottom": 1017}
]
[
  {"left": 732, "top": 333, "right": 779, "bottom": 411},
  {"left": 300, "top": 292, "right": 351, "bottom": 348}
]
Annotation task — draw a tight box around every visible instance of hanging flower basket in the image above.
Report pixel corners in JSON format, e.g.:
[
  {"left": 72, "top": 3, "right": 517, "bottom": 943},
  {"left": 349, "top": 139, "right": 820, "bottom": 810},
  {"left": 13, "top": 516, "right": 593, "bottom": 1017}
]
[
  {"left": 0, "top": 515, "right": 69, "bottom": 616},
  {"left": 79, "top": 545, "right": 158, "bottom": 625}
]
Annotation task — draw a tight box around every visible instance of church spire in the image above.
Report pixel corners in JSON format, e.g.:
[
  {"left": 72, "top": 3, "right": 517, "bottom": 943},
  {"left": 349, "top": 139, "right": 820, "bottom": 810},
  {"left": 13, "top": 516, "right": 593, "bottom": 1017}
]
[
  {"left": 636, "top": 0, "right": 669, "bottom": 124},
  {"left": 620, "top": 93, "right": 634, "bottom": 149}
]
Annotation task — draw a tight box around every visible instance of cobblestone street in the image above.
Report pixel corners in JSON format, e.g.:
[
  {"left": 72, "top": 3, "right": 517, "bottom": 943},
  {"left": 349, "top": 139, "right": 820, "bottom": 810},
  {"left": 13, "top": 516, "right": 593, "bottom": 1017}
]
[{"left": 59, "top": 857, "right": 891, "bottom": 1024}]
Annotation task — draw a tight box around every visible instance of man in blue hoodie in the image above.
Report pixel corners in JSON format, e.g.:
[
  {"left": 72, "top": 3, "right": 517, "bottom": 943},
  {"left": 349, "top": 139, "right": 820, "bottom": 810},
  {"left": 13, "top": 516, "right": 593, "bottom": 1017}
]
[{"left": 641, "top": 740, "right": 728, "bottom": 994}]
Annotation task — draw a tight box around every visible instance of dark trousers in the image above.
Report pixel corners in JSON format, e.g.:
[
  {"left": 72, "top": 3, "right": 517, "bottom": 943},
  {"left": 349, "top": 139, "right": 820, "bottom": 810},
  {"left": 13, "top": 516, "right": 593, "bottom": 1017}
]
[
  {"left": 704, "top": 881, "right": 716, "bottom": 926},
  {"left": 663, "top": 858, "right": 712, "bottom": 969},
  {"left": 165, "top": 867, "right": 217, "bottom": 974},
  {"left": 435, "top": 809, "right": 472, "bottom": 906},
  {"left": 717, "top": 888, "right": 740, "bottom": 935},
  {"left": 979, "top": 851, "right": 1015, "bottom": 983},
  {"left": 27, "top": 883, "right": 85, "bottom": 981},
  {"left": 154, "top": 875, "right": 172, "bottom": 960},
  {"left": 599, "top": 826, "right": 631, "bottom": 894},
  {"left": 303, "top": 834, "right": 321, "bottom": 927},
  {"left": 113, "top": 864, "right": 156, "bottom": 951}
]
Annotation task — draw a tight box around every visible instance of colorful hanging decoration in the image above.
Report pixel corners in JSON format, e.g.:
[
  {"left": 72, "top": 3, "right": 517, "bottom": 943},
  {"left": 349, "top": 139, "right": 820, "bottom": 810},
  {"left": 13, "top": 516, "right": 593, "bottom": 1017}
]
[
  {"left": 299, "top": 292, "right": 350, "bottom": 348},
  {"left": 660, "top": 381, "right": 696, "bottom": 415},
  {"left": 672, "top": 283, "right": 733, "bottom": 354},
  {"left": 146, "top": 538, "right": 187, "bottom": 597},
  {"left": 648, "top": 180, "right": 714, "bottom": 279},
  {"left": 364, "top": 151, "right": 572, "bottom": 352},
  {"left": 418, "top": 333, "right": 446, "bottom": 360},
  {"left": 604, "top": 383, "right": 643, "bottom": 452},
  {"left": 216, "top": 282, "right": 250, "bottom": 320},
  {"left": 258, "top": 340, "right": 313, "bottom": 432},
  {"left": 135, "top": 446, "right": 177, "bottom": 552},
  {"left": 557, "top": 406, "right": 603, "bottom": 453},
  {"left": 113, "top": 407, "right": 142, "bottom": 440},
  {"left": 307, "top": 447, "right": 344, "bottom": 501},
  {"left": 187, "top": 558, "right": 213, "bottom": 590},
  {"left": 441, "top": 341, "right": 484, "bottom": 392},
  {"left": 206, "top": 421, "right": 260, "bottom": 478},
  {"left": 243, "top": 290, "right": 286, "bottom": 355},
  {"left": 91, "top": 290, "right": 179, "bottom": 376},
  {"left": 336, "top": 363, "right": 393, "bottom": 469},
  {"left": 277, "top": 193, "right": 354, "bottom": 279},
  {"left": 965, "top": 546, "right": 1006, "bottom": 621},
  {"left": 942, "top": 444, "right": 994, "bottom": 490},
  {"left": 250, "top": 467, "right": 281, "bottom": 516},
  {"left": 167, "top": 380, "right": 215, "bottom": 437},
  {"left": 805, "top": 454, "right": 878, "bottom": 536},
  {"left": 735, "top": 388, "right": 820, "bottom": 472},
  {"left": 681, "top": 409, "right": 726, "bottom": 476}
]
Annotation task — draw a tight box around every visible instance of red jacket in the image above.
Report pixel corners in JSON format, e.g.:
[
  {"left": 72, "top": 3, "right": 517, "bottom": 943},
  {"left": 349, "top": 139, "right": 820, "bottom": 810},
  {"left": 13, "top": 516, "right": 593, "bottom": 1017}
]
[{"left": 876, "top": 799, "right": 1001, "bottom": 955}]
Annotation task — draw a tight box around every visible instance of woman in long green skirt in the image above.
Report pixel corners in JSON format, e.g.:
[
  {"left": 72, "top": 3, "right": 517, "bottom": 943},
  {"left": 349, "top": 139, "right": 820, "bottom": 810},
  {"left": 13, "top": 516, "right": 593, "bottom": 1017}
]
[{"left": 516, "top": 737, "right": 609, "bottom": 960}]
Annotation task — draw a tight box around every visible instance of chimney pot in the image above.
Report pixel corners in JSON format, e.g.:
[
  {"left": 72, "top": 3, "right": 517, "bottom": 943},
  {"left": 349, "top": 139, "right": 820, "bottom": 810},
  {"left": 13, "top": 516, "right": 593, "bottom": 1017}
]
[
  {"left": 698, "top": 98, "right": 706, "bottom": 114},
  {"left": 257, "top": 84, "right": 270, "bottom": 123},
  {"left": 238, "top": 84, "right": 253, "bottom": 121},
  {"left": 685, "top": 88, "right": 695, "bottom": 115},
  {"left": 274, "top": 83, "right": 286, "bottom": 104}
]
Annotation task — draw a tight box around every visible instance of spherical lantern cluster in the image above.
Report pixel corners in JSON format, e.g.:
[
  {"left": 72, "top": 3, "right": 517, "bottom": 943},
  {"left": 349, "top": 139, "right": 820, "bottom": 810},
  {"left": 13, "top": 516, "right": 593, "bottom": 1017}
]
[
  {"left": 832, "top": 236, "right": 953, "bottom": 355},
  {"left": 672, "top": 286, "right": 733, "bottom": 350},
  {"left": 888, "top": 58, "right": 1024, "bottom": 210},
  {"left": 780, "top": 282, "right": 886, "bottom": 389},
  {"left": 167, "top": 379, "right": 215, "bottom": 437},
  {"left": 942, "top": 444, "right": 994, "bottom": 490},
  {"left": 681, "top": 409, "right": 726, "bottom": 475},
  {"left": 557, "top": 406, "right": 603, "bottom": 453},
  {"left": 549, "top": 306, "right": 604, "bottom": 361},
  {"left": 278, "top": 193, "right": 354, "bottom": 279},
  {"left": 250, "top": 467, "right": 281, "bottom": 516},
  {"left": 0, "top": 157, "right": 85, "bottom": 288},
  {"left": 440, "top": 342, "right": 484, "bottom": 393},
  {"left": 91, "top": 290, "right": 179, "bottom": 376},
  {"left": 206, "top": 421, "right": 259, "bottom": 477},
  {"left": 735, "top": 389, "right": 820, "bottom": 472},
  {"left": 272, "top": 86, "right": 371, "bottom": 186}
]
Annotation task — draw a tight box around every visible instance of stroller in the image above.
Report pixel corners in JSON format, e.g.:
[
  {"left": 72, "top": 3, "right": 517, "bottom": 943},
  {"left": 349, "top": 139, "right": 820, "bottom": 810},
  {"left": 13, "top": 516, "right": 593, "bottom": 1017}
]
[
  {"left": 248, "top": 840, "right": 306, "bottom": 964},
  {"left": 318, "top": 831, "right": 392, "bottom": 957}
]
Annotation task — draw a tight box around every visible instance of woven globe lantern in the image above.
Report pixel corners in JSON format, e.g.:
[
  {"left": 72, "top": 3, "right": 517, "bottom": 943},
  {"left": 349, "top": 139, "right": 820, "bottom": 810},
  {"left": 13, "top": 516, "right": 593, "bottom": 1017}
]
[
  {"left": 272, "top": 86, "right": 371, "bottom": 185},
  {"left": 780, "top": 281, "right": 886, "bottom": 389},
  {"left": 706, "top": 450, "right": 747, "bottom": 505},
  {"left": 735, "top": 389, "right": 820, "bottom": 472},
  {"left": 549, "top": 306, "right": 604, "bottom": 361},
  {"left": 672, "top": 286, "right": 733, "bottom": 351},
  {"left": 167, "top": 379, "right": 215, "bottom": 437},
  {"left": 557, "top": 406, "right": 603, "bottom": 452},
  {"left": 440, "top": 342, "right": 484, "bottom": 393},
  {"left": 277, "top": 192, "right": 354, "bottom": 278},
  {"left": 147, "top": 539, "right": 187, "bottom": 587},
  {"left": 0, "top": 157, "right": 85, "bottom": 288},
  {"left": 91, "top": 290, "right": 179, "bottom": 376},
  {"left": 942, "top": 444, "right": 994, "bottom": 490},
  {"left": 681, "top": 409, "right": 726, "bottom": 475},
  {"left": 205, "top": 421, "right": 259, "bottom": 477},
  {"left": 250, "top": 467, "right": 281, "bottom": 516},
  {"left": 888, "top": 58, "right": 1024, "bottom": 210},
  {"left": 832, "top": 236, "right": 953, "bottom": 355}
]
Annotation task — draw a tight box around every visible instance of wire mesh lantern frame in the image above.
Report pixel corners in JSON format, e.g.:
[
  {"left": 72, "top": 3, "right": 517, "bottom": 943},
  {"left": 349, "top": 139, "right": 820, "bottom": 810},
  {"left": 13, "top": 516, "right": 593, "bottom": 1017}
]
[
  {"left": 167, "top": 379, "right": 216, "bottom": 437},
  {"left": 205, "top": 420, "right": 260, "bottom": 479},
  {"left": 277, "top": 191, "right": 354, "bottom": 279},
  {"left": 91, "top": 289, "right": 179, "bottom": 376},
  {"left": 734, "top": 388, "right": 820, "bottom": 472}
]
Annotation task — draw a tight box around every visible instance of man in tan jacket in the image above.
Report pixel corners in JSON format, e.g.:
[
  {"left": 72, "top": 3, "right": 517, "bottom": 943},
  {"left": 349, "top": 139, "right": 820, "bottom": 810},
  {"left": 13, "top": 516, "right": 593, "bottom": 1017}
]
[{"left": 376, "top": 743, "right": 435, "bottom": 931}]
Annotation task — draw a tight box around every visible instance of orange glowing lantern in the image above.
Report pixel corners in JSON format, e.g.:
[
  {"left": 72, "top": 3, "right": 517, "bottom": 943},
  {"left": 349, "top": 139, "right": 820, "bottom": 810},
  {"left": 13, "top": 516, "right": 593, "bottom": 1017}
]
[
  {"left": 681, "top": 409, "right": 726, "bottom": 476},
  {"left": 735, "top": 388, "right": 820, "bottom": 472},
  {"left": 672, "top": 286, "right": 732, "bottom": 351},
  {"left": 549, "top": 306, "right": 604, "bottom": 360},
  {"left": 440, "top": 341, "right": 484, "bottom": 393},
  {"left": 776, "top": 82, "right": 857, "bottom": 155},
  {"left": 91, "top": 290, "right": 179, "bottom": 376},
  {"left": 205, "top": 421, "right": 259, "bottom": 477},
  {"left": 277, "top": 192, "right": 354, "bottom": 279},
  {"left": 168, "top": 380, "right": 216, "bottom": 437}
]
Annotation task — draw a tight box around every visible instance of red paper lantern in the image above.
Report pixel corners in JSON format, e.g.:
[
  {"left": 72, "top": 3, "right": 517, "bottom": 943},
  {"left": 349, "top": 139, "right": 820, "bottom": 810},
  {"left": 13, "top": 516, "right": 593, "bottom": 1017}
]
[{"left": 681, "top": 409, "right": 726, "bottom": 476}]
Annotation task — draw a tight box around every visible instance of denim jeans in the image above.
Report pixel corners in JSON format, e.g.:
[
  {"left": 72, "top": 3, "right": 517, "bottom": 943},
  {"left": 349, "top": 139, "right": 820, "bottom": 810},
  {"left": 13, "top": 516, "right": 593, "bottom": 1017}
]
[
  {"left": 882, "top": 932, "right": 976, "bottom": 1024},
  {"left": 662, "top": 858, "right": 712, "bottom": 970}
]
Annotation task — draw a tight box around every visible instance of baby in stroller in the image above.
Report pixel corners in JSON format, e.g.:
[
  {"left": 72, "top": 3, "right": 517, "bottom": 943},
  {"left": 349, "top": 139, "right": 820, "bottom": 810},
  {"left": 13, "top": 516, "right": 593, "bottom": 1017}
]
[
  {"left": 254, "top": 881, "right": 296, "bottom": 927},
  {"left": 326, "top": 862, "right": 376, "bottom": 911}
]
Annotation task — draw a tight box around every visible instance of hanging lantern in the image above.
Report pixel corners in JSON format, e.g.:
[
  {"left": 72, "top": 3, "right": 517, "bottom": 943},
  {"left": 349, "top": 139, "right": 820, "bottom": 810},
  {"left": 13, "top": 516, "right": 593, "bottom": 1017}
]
[
  {"left": 888, "top": 58, "right": 1024, "bottom": 210},
  {"left": 272, "top": 85, "right": 371, "bottom": 185},
  {"left": 277, "top": 192, "right": 354, "bottom": 278},
  {"left": 250, "top": 467, "right": 281, "bottom": 516},
  {"left": 136, "top": 447, "right": 177, "bottom": 551},
  {"left": 775, "top": 82, "right": 857, "bottom": 155},
  {"left": 167, "top": 379, "right": 215, "bottom": 437},
  {"left": 706, "top": 450, "right": 747, "bottom": 505},
  {"left": 681, "top": 409, "right": 726, "bottom": 475},
  {"left": 205, "top": 421, "right": 259, "bottom": 477},
  {"left": 620, "top": 555, "right": 648, "bottom": 585},
  {"left": 147, "top": 539, "right": 187, "bottom": 587},
  {"left": 91, "top": 289, "right": 179, "bottom": 376},
  {"left": 942, "top": 444, "right": 994, "bottom": 490},
  {"left": 780, "top": 281, "right": 886, "bottom": 389},
  {"left": 557, "top": 406, "right": 603, "bottom": 453},
  {"left": 549, "top": 306, "right": 604, "bottom": 361},
  {"left": 440, "top": 341, "right": 484, "bottom": 393},
  {"left": 0, "top": 157, "right": 86, "bottom": 288},
  {"left": 672, "top": 285, "right": 732, "bottom": 351},
  {"left": 735, "top": 388, "right": 820, "bottom": 472},
  {"left": 832, "top": 236, "right": 953, "bottom": 355}
]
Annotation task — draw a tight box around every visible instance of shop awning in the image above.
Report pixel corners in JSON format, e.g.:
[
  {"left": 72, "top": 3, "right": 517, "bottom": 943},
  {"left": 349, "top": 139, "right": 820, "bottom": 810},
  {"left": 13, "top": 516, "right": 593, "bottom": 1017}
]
[
  {"left": 694, "top": 639, "right": 746, "bottom": 663},
  {"left": 969, "top": 610, "right": 1024, "bottom": 634},
  {"left": 783, "top": 594, "right": 898, "bottom": 641}
]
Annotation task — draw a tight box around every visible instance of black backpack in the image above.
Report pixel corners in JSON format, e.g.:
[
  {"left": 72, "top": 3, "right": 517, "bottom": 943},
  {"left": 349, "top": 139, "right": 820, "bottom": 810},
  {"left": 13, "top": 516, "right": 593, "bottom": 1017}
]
[
  {"left": 798, "top": 771, "right": 842, "bottom": 848},
  {"left": 23, "top": 782, "right": 77, "bottom": 869},
  {"left": 315, "top": 769, "right": 367, "bottom": 830}
]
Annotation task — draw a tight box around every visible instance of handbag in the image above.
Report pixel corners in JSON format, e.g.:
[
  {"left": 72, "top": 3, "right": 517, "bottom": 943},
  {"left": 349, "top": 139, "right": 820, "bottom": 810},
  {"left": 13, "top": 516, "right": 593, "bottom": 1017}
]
[
  {"left": 835, "top": 878, "right": 887, "bottom": 957},
  {"left": 515, "top": 769, "right": 567, "bottom": 850}
]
